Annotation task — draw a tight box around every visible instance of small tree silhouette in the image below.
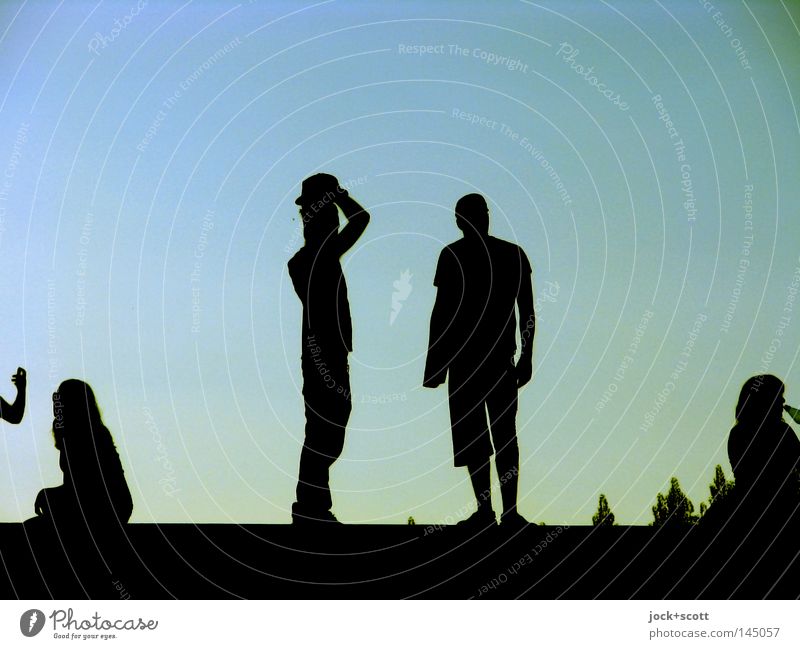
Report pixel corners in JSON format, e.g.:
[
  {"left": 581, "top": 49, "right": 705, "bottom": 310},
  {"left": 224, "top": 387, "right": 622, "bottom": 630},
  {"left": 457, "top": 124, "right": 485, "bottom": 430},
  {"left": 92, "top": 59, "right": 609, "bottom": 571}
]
[
  {"left": 699, "top": 465, "right": 735, "bottom": 517},
  {"left": 651, "top": 477, "right": 698, "bottom": 527},
  {"left": 592, "top": 494, "right": 616, "bottom": 526}
]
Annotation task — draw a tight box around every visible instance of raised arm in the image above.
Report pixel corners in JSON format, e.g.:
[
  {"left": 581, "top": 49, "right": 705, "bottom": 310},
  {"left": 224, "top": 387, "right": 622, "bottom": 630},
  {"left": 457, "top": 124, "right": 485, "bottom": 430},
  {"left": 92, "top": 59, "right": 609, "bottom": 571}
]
[
  {"left": 516, "top": 260, "right": 534, "bottom": 388},
  {"left": 334, "top": 189, "right": 370, "bottom": 255},
  {"left": 0, "top": 367, "right": 26, "bottom": 424}
]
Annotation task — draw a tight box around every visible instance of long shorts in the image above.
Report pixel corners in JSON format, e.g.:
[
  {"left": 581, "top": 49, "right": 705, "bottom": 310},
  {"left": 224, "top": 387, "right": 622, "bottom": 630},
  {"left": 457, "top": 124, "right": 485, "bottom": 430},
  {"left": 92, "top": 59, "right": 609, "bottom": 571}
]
[{"left": 447, "top": 359, "right": 518, "bottom": 467}]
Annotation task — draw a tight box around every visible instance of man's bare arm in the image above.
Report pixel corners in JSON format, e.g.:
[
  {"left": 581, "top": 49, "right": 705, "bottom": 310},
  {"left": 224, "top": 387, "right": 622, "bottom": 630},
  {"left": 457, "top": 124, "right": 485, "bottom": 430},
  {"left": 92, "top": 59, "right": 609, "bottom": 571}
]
[
  {"left": 334, "top": 190, "right": 370, "bottom": 255},
  {"left": 0, "top": 368, "right": 26, "bottom": 424},
  {"left": 516, "top": 272, "right": 534, "bottom": 388},
  {"left": 423, "top": 288, "right": 450, "bottom": 388}
]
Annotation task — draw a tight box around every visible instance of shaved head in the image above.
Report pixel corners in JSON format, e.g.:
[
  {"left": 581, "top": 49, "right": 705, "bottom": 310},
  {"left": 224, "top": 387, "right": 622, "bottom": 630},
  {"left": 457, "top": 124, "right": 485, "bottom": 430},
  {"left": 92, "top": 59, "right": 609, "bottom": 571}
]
[{"left": 455, "top": 193, "right": 489, "bottom": 235}]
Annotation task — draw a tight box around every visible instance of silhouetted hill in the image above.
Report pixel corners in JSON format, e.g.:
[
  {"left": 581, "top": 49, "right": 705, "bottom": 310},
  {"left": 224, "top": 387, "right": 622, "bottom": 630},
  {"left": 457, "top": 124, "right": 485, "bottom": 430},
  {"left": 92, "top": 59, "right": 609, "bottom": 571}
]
[{"left": 0, "top": 522, "right": 796, "bottom": 599}]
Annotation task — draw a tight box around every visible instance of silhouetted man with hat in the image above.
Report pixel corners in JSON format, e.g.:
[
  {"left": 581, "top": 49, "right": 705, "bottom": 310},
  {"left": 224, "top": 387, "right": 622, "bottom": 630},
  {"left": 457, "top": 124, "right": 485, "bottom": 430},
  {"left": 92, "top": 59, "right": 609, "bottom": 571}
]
[
  {"left": 288, "top": 173, "right": 370, "bottom": 525},
  {"left": 424, "top": 193, "right": 534, "bottom": 530}
]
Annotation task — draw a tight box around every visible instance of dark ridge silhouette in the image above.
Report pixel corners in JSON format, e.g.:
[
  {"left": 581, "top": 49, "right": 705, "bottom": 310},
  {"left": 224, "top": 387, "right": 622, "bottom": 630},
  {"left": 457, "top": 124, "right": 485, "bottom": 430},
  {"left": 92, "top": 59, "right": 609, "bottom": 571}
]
[
  {"left": 1, "top": 523, "right": 797, "bottom": 599},
  {"left": 21, "top": 379, "right": 132, "bottom": 597},
  {"left": 0, "top": 367, "right": 26, "bottom": 424},
  {"left": 288, "top": 173, "right": 370, "bottom": 526},
  {"left": 424, "top": 193, "right": 534, "bottom": 531}
]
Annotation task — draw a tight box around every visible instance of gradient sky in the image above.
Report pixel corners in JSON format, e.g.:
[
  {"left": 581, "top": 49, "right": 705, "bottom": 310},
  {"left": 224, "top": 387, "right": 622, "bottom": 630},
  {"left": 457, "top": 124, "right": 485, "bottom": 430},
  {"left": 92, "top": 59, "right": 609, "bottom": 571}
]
[{"left": 0, "top": 0, "right": 799, "bottom": 525}]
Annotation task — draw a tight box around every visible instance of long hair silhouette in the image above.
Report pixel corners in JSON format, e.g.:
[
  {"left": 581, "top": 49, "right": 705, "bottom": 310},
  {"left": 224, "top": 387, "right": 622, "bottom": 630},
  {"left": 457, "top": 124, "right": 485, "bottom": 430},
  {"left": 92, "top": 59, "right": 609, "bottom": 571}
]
[
  {"left": 40, "top": 379, "right": 133, "bottom": 525},
  {"left": 728, "top": 374, "right": 800, "bottom": 521},
  {"left": 734, "top": 374, "right": 784, "bottom": 425}
]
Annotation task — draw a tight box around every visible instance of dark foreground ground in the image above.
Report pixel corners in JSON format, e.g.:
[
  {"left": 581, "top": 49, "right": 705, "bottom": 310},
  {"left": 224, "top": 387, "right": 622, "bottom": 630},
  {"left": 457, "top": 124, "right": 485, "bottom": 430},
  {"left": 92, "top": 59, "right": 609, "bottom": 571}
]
[{"left": 0, "top": 522, "right": 797, "bottom": 599}]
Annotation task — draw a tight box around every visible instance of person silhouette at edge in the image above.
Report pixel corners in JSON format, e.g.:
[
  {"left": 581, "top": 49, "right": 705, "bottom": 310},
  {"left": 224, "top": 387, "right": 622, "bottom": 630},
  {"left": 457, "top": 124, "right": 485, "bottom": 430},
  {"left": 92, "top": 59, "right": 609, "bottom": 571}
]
[
  {"left": 0, "top": 367, "right": 26, "bottom": 424},
  {"left": 32, "top": 379, "right": 133, "bottom": 531},
  {"left": 728, "top": 374, "right": 800, "bottom": 524},
  {"left": 288, "top": 173, "right": 370, "bottom": 525},
  {"left": 423, "top": 193, "right": 534, "bottom": 531}
]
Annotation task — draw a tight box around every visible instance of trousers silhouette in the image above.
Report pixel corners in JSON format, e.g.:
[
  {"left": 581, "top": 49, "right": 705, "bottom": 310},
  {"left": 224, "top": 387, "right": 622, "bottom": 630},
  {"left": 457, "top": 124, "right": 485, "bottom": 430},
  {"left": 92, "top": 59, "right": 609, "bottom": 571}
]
[{"left": 295, "top": 353, "right": 351, "bottom": 513}]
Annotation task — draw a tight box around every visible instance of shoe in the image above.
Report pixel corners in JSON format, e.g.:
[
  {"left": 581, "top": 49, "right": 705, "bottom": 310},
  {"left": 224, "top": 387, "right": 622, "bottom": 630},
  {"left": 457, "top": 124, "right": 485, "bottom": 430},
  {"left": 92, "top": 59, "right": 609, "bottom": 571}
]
[
  {"left": 456, "top": 508, "right": 497, "bottom": 530},
  {"left": 500, "top": 511, "right": 530, "bottom": 531},
  {"left": 291, "top": 508, "right": 343, "bottom": 526}
]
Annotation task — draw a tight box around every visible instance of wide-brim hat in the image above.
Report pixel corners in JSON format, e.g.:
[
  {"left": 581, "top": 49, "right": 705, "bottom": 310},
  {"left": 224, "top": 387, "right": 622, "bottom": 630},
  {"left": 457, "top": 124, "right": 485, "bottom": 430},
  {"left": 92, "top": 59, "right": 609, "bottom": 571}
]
[{"left": 295, "top": 173, "right": 338, "bottom": 205}]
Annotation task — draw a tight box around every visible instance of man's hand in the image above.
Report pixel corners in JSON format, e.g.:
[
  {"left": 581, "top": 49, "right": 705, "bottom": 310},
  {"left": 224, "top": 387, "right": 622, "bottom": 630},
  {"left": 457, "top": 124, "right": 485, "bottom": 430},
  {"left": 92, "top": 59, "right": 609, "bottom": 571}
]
[
  {"left": 12, "top": 367, "right": 26, "bottom": 390},
  {"left": 34, "top": 489, "right": 51, "bottom": 517},
  {"left": 423, "top": 352, "right": 447, "bottom": 389},
  {"left": 314, "top": 172, "right": 339, "bottom": 193},
  {"left": 316, "top": 173, "right": 351, "bottom": 203},
  {"left": 333, "top": 184, "right": 349, "bottom": 202},
  {"left": 423, "top": 372, "right": 446, "bottom": 389},
  {"left": 332, "top": 186, "right": 369, "bottom": 255},
  {"left": 1, "top": 367, "right": 26, "bottom": 424},
  {"left": 515, "top": 356, "right": 532, "bottom": 388}
]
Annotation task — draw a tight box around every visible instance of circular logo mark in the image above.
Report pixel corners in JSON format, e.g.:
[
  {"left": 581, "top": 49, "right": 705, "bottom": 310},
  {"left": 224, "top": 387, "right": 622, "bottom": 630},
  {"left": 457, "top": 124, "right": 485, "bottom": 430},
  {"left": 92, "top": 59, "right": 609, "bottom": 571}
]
[{"left": 20, "top": 609, "right": 46, "bottom": 637}]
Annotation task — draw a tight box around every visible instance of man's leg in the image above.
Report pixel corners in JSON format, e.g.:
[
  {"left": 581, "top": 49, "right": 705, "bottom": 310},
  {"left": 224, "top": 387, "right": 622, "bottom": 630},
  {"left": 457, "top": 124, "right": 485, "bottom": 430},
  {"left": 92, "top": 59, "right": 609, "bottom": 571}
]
[
  {"left": 295, "top": 406, "right": 333, "bottom": 515},
  {"left": 294, "top": 358, "right": 351, "bottom": 520},
  {"left": 449, "top": 365, "right": 496, "bottom": 525},
  {"left": 497, "top": 445, "right": 520, "bottom": 518},
  {"left": 487, "top": 362, "right": 523, "bottom": 521},
  {"left": 467, "top": 458, "right": 492, "bottom": 511}
]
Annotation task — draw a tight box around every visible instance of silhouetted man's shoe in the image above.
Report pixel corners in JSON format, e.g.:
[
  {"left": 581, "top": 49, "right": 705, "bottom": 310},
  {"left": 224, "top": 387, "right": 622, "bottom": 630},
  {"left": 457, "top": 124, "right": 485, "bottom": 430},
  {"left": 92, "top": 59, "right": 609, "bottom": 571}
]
[
  {"left": 500, "top": 511, "right": 530, "bottom": 531},
  {"left": 456, "top": 508, "right": 497, "bottom": 530},
  {"left": 291, "top": 509, "right": 343, "bottom": 526}
]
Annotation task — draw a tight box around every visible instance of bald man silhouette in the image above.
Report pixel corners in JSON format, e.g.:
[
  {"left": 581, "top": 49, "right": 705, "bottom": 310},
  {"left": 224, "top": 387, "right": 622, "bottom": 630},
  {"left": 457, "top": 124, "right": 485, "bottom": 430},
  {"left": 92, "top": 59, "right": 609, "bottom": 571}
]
[{"left": 424, "top": 194, "right": 534, "bottom": 531}]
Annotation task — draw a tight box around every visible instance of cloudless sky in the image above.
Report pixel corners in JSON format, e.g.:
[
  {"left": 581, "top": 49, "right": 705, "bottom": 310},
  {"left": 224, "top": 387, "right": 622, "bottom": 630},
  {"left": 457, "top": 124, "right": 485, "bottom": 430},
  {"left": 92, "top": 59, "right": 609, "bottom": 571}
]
[{"left": 0, "top": 0, "right": 799, "bottom": 524}]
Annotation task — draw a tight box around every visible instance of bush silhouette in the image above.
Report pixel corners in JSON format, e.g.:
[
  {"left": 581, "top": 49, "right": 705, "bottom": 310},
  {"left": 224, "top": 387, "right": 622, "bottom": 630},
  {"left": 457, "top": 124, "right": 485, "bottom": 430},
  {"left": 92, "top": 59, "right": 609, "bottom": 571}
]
[
  {"left": 651, "top": 477, "right": 697, "bottom": 528},
  {"left": 592, "top": 494, "right": 616, "bottom": 526}
]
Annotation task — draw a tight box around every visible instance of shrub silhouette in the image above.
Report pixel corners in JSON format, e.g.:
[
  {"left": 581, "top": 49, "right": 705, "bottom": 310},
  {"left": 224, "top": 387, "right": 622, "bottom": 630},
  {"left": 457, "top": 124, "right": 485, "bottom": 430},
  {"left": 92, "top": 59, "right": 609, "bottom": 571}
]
[
  {"left": 698, "top": 464, "right": 735, "bottom": 518},
  {"left": 651, "top": 477, "right": 697, "bottom": 528},
  {"left": 592, "top": 493, "right": 616, "bottom": 526}
]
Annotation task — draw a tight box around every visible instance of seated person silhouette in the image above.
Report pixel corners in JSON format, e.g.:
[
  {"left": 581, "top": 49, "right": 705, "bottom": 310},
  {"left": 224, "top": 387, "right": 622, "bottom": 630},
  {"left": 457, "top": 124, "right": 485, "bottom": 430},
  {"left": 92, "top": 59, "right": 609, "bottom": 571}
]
[
  {"left": 32, "top": 380, "right": 133, "bottom": 532},
  {"left": 288, "top": 173, "right": 370, "bottom": 525},
  {"left": 728, "top": 374, "right": 800, "bottom": 524},
  {"left": 0, "top": 367, "right": 26, "bottom": 424},
  {"left": 423, "top": 193, "right": 534, "bottom": 531}
]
